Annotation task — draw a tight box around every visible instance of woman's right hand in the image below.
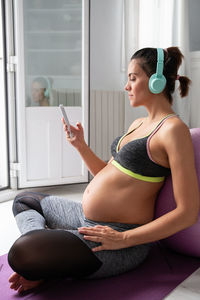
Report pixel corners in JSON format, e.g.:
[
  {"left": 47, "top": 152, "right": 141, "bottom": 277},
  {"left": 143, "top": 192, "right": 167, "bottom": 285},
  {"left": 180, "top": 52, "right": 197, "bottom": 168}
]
[{"left": 62, "top": 118, "right": 86, "bottom": 150}]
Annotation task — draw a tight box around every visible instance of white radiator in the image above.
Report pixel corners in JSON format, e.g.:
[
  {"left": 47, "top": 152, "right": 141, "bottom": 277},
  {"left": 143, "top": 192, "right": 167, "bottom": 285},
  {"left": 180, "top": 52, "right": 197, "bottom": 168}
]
[
  {"left": 90, "top": 90, "right": 125, "bottom": 161},
  {"left": 50, "top": 89, "right": 81, "bottom": 106}
]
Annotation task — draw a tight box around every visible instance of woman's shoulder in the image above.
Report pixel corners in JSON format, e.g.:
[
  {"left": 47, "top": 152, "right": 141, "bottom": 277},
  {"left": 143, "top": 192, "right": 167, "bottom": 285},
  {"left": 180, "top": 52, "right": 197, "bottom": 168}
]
[
  {"left": 160, "top": 116, "right": 191, "bottom": 146},
  {"left": 162, "top": 115, "right": 189, "bottom": 133}
]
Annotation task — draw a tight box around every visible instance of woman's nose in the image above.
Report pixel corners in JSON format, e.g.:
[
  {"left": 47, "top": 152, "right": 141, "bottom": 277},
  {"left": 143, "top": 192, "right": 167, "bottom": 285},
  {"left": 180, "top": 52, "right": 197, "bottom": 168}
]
[{"left": 124, "top": 82, "right": 130, "bottom": 91}]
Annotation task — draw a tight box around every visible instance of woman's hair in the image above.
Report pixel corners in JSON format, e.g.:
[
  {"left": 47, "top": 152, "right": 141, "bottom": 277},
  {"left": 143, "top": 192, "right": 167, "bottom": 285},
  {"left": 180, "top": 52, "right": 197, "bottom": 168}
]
[
  {"left": 131, "top": 47, "right": 191, "bottom": 103},
  {"left": 33, "top": 77, "right": 49, "bottom": 87}
]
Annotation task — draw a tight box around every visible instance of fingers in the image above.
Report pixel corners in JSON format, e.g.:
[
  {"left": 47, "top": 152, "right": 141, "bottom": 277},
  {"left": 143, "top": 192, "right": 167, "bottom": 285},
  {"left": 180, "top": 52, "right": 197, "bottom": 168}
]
[
  {"left": 9, "top": 272, "right": 20, "bottom": 282},
  {"left": 92, "top": 245, "right": 105, "bottom": 252},
  {"left": 76, "top": 122, "right": 83, "bottom": 131},
  {"left": 83, "top": 235, "right": 102, "bottom": 243},
  {"left": 79, "top": 225, "right": 110, "bottom": 231},
  {"left": 78, "top": 226, "right": 122, "bottom": 252},
  {"left": 78, "top": 227, "right": 106, "bottom": 236},
  {"left": 10, "top": 281, "right": 21, "bottom": 291},
  {"left": 62, "top": 120, "right": 83, "bottom": 139},
  {"left": 17, "top": 285, "right": 25, "bottom": 294},
  {"left": 63, "top": 123, "right": 73, "bottom": 139},
  {"left": 62, "top": 122, "right": 70, "bottom": 132},
  {"left": 62, "top": 118, "right": 82, "bottom": 130},
  {"left": 9, "top": 273, "right": 21, "bottom": 291},
  {"left": 66, "top": 128, "right": 72, "bottom": 139}
]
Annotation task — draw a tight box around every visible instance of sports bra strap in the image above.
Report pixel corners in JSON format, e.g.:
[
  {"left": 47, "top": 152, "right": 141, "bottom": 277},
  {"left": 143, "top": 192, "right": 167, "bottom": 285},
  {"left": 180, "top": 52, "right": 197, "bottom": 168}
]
[
  {"left": 149, "top": 114, "right": 176, "bottom": 138},
  {"left": 147, "top": 113, "right": 177, "bottom": 163}
]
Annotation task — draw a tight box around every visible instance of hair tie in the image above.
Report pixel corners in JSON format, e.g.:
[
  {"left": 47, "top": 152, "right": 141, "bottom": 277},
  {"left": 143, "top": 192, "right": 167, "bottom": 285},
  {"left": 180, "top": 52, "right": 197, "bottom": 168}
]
[{"left": 176, "top": 75, "right": 180, "bottom": 80}]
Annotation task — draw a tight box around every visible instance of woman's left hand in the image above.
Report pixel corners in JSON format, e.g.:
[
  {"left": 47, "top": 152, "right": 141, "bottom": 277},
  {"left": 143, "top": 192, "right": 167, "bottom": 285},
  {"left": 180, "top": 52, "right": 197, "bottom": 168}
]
[{"left": 78, "top": 225, "right": 127, "bottom": 252}]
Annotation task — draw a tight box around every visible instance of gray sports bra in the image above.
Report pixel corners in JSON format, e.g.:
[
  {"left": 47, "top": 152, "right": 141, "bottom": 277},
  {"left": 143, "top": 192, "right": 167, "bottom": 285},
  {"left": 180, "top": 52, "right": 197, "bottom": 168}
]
[{"left": 111, "top": 114, "right": 176, "bottom": 182}]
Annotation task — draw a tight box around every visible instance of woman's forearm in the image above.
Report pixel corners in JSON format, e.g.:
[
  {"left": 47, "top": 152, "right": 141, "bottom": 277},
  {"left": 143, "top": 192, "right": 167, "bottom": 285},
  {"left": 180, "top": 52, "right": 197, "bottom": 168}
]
[
  {"left": 77, "top": 141, "right": 107, "bottom": 176},
  {"left": 124, "top": 208, "right": 197, "bottom": 247}
]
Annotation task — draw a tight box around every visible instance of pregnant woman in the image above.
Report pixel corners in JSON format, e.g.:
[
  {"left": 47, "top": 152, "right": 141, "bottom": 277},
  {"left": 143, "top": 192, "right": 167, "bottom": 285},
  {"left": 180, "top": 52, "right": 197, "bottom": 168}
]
[{"left": 8, "top": 47, "right": 199, "bottom": 293}]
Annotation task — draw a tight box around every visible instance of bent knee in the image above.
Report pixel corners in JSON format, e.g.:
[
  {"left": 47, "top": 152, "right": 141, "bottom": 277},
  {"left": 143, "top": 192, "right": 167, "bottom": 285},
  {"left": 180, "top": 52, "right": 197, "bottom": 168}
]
[
  {"left": 8, "top": 230, "right": 45, "bottom": 272},
  {"left": 8, "top": 234, "right": 30, "bottom": 272},
  {"left": 12, "top": 192, "right": 45, "bottom": 217},
  {"left": 12, "top": 192, "right": 30, "bottom": 216}
]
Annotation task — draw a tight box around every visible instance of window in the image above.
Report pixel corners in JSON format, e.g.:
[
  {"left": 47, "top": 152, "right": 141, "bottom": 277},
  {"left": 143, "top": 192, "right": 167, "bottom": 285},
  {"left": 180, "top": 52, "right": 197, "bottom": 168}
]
[{"left": 0, "top": 0, "right": 9, "bottom": 190}]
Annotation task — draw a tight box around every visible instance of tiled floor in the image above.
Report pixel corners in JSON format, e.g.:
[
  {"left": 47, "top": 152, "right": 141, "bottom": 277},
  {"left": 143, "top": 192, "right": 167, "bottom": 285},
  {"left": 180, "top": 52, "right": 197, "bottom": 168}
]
[
  {"left": 164, "top": 268, "right": 200, "bottom": 299},
  {"left": 0, "top": 184, "right": 200, "bottom": 299}
]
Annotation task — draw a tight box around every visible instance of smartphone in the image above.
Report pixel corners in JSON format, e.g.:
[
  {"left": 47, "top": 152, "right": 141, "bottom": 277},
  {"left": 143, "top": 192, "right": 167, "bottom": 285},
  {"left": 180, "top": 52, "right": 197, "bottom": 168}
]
[{"left": 59, "top": 104, "right": 72, "bottom": 137}]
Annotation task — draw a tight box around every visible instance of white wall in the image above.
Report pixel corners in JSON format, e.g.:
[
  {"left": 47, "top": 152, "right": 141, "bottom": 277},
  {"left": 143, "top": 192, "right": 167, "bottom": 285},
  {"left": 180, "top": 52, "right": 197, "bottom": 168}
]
[
  {"left": 90, "top": 0, "right": 125, "bottom": 91},
  {"left": 89, "top": 0, "right": 126, "bottom": 160}
]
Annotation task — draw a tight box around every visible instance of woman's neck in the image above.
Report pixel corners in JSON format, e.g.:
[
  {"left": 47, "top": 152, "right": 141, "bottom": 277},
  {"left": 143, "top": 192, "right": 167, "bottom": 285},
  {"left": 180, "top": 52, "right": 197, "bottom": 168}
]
[{"left": 145, "top": 96, "right": 174, "bottom": 122}]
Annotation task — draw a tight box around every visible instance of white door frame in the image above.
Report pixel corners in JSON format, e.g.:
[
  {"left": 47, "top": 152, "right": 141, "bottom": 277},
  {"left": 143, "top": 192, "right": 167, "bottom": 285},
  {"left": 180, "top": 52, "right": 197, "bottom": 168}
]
[{"left": 12, "top": 0, "right": 89, "bottom": 188}]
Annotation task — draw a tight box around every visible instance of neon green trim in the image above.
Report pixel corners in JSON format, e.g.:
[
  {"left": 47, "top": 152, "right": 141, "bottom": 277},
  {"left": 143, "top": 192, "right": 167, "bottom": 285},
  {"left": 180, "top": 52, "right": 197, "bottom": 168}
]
[
  {"left": 117, "top": 134, "right": 126, "bottom": 152},
  {"left": 111, "top": 160, "right": 165, "bottom": 183}
]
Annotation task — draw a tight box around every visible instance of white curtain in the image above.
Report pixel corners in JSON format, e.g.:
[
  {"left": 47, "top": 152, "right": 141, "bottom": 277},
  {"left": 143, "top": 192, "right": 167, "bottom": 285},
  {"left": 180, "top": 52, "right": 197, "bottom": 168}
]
[
  {"left": 123, "top": 0, "right": 191, "bottom": 129},
  {"left": 171, "top": 0, "right": 191, "bottom": 125}
]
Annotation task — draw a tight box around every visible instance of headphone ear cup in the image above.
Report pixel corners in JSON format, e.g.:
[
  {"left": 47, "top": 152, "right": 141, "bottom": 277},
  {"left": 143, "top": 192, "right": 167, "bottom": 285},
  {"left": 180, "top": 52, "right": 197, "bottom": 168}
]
[
  {"left": 149, "top": 73, "right": 166, "bottom": 94},
  {"left": 44, "top": 88, "right": 49, "bottom": 98}
]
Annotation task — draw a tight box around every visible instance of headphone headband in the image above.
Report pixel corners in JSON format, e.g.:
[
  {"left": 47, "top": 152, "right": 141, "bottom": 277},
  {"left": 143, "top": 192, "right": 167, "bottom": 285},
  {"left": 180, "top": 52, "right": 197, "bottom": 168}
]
[
  {"left": 44, "top": 77, "right": 51, "bottom": 90},
  {"left": 156, "top": 48, "right": 164, "bottom": 77}
]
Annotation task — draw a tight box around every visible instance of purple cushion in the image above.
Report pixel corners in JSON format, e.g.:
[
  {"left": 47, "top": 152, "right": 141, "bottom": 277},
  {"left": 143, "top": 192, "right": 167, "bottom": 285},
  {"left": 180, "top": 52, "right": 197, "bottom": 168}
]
[{"left": 155, "top": 128, "right": 200, "bottom": 256}]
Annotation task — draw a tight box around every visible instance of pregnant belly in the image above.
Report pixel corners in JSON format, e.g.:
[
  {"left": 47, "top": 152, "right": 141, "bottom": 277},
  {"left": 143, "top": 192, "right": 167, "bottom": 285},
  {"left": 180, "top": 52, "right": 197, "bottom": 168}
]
[{"left": 82, "top": 164, "right": 159, "bottom": 223}]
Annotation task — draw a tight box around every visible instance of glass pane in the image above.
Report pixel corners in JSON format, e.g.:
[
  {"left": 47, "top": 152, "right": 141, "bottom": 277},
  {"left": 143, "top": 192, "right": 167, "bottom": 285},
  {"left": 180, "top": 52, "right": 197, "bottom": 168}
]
[
  {"left": 0, "top": 1, "right": 9, "bottom": 189},
  {"left": 23, "top": 0, "right": 82, "bottom": 107}
]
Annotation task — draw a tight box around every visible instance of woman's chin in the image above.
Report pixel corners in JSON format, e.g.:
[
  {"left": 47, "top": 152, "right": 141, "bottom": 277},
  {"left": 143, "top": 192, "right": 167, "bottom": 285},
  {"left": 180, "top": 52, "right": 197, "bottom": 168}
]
[{"left": 129, "top": 100, "right": 138, "bottom": 107}]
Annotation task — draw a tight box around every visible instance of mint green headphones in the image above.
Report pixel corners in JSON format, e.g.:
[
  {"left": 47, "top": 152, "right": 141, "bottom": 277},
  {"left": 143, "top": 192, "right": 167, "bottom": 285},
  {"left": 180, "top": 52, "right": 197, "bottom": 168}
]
[
  {"left": 44, "top": 77, "right": 51, "bottom": 98},
  {"left": 149, "top": 48, "right": 166, "bottom": 94}
]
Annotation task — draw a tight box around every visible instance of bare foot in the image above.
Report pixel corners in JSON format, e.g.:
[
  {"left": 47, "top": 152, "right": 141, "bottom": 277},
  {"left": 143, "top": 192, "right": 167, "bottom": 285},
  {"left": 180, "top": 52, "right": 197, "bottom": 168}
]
[{"left": 9, "top": 272, "right": 44, "bottom": 294}]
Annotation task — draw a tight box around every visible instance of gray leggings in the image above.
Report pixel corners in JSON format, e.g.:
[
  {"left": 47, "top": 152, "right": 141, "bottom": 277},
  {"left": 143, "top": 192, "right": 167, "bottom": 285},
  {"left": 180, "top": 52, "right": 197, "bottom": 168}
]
[{"left": 12, "top": 193, "right": 151, "bottom": 279}]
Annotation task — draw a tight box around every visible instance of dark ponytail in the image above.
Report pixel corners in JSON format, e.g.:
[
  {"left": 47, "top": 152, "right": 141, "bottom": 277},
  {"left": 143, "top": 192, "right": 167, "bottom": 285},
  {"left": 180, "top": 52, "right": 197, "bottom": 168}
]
[
  {"left": 165, "top": 47, "right": 191, "bottom": 102},
  {"left": 177, "top": 75, "right": 191, "bottom": 98}
]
